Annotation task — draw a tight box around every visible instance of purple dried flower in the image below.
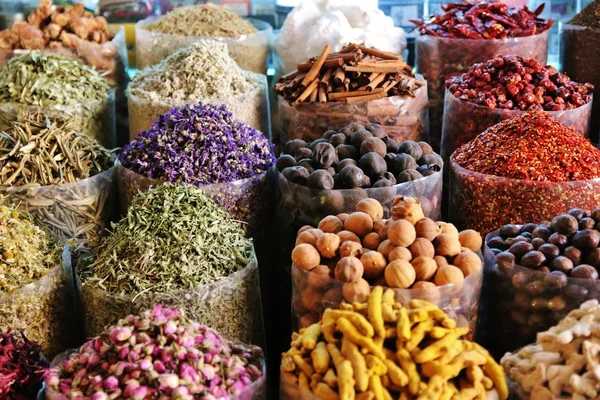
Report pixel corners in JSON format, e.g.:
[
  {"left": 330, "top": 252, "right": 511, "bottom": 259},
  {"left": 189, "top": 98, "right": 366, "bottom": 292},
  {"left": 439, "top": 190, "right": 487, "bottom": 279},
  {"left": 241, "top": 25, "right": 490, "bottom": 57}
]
[{"left": 119, "top": 102, "right": 275, "bottom": 185}]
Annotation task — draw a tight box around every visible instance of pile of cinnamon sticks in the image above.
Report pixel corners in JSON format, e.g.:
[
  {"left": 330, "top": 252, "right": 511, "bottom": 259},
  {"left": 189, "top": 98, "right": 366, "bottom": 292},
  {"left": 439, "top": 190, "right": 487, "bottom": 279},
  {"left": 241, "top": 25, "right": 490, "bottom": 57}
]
[{"left": 275, "top": 43, "right": 424, "bottom": 105}]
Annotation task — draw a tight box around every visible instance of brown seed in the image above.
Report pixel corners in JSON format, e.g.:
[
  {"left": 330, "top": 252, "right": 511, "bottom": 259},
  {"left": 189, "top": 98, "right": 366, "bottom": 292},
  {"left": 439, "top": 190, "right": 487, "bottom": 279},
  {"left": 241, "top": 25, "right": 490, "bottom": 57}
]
[
  {"left": 292, "top": 243, "right": 321, "bottom": 271},
  {"left": 377, "top": 239, "right": 394, "bottom": 258},
  {"left": 318, "top": 216, "right": 344, "bottom": 234},
  {"left": 409, "top": 237, "right": 435, "bottom": 259},
  {"left": 356, "top": 198, "right": 384, "bottom": 222},
  {"left": 414, "top": 218, "right": 437, "bottom": 241},
  {"left": 458, "top": 229, "right": 482, "bottom": 252},
  {"left": 339, "top": 241, "right": 363, "bottom": 258},
  {"left": 316, "top": 233, "right": 341, "bottom": 258},
  {"left": 384, "top": 260, "right": 416, "bottom": 288},
  {"left": 362, "top": 232, "right": 382, "bottom": 250},
  {"left": 411, "top": 256, "right": 437, "bottom": 281},
  {"left": 296, "top": 228, "right": 324, "bottom": 246},
  {"left": 334, "top": 256, "right": 364, "bottom": 282},
  {"left": 345, "top": 212, "right": 374, "bottom": 237},
  {"left": 388, "top": 219, "right": 416, "bottom": 247},
  {"left": 571, "top": 265, "right": 599, "bottom": 280},
  {"left": 342, "top": 279, "right": 371, "bottom": 302},
  {"left": 454, "top": 251, "right": 482, "bottom": 277},
  {"left": 361, "top": 251, "right": 387, "bottom": 279},
  {"left": 389, "top": 246, "right": 412, "bottom": 262},
  {"left": 337, "top": 230, "right": 361, "bottom": 244}
]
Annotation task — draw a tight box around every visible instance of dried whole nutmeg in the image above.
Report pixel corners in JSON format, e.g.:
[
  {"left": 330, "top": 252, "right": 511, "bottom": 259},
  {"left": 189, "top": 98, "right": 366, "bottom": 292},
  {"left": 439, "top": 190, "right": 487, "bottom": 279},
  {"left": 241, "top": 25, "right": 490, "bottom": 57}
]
[
  {"left": 572, "top": 229, "right": 600, "bottom": 251},
  {"left": 583, "top": 247, "right": 600, "bottom": 267},
  {"left": 373, "top": 178, "right": 393, "bottom": 188},
  {"left": 544, "top": 270, "right": 568, "bottom": 289},
  {"left": 418, "top": 141, "right": 433, "bottom": 155},
  {"left": 570, "top": 264, "right": 599, "bottom": 280},
  {"left": 336, "top": 158, "right": 358, "bottom": 172},
  {"left": 568, "top": 208, "right": 587, "bottom": 221},
  {"left": 548, "top": 232, "right": 568, "bottom": 250},
  {"left": 297, "top": 158, "right": 315, "bottom": 173},
  {"left": 499, "top": 224, "right": 520, "bottom": 239},
  {"left": 365, "top": 123, "right": 386, "bottom": 138},
  {"left": 284, "top": 139, "right": 307, "bottom": 155},
  {"left": 487, "top": 237, "right": 509, "bottom": 251},
  {"left": 391, "top": 153, "right": 418, "bottom": 175},
  {"left": 532, "top": 226, "right": 552, "bottom": 241},
  {"left": 538, "top": 243, "right": 560, "bottom": 261},
  {"left": 397, "top": 169, "right": 423, "bottom": 183},
  {"left": 358, "top": 152, "right": 387, "bottom": 178},
  {"left": 592, "top": 208, "right": 600, "bottom": 223},
  {"left": 350, "top": 130, "right": 373, "bottom": 148},
  {"left": 276, "top": 154, "right": 297, "bottom": 171},
  {"left": 360, "top": 137, "right": 387, "bottom": 158},
  {"left": 520, "top": 223, "right": 538, "bottom": 234},
  {"left": 329, "top": 133, "right": 347, "bottom": 148},
  {"left": 496, "top": 251, "right": 515, "bottom": 271},
  {"left": 564, "top": 246, "right": 582, "bottom": 265},
  {"left": 339, "top": 165, "right": 365, "bottom": 189},
  {"left": 550, "top": 256, "right": 574, "bottom": 274},
  {"left": 307, "top": 170, "right": 334, "bottom": 190},
  {"left": 336, "top": 144, "right": 360, "bottom": 161},
  {"left": 520, "top": 250, "right": 546, "bottom": 269},
  {"left": 509, "top": 241, "right": 534, "bottom": 260},
  {"left": 386, "top": 138, "right": 400, "bottom": 153},
  {"left": 312, "top": 142, "right": 337, "bottom": 168},
  {"left": 579, "top": 217, "right": 596, "bottom": 230},
  {"left": 531, "top": 238, "right": 546, "bottom": 249},
  {"left": 398, "top": 140, "right": 423, "bottom": 161},
  {"left": 282, "top": 166, "right": 310, "bottom": 185},
  {"left": 554, "top": 214, "right": 579, "bottom": 236}
]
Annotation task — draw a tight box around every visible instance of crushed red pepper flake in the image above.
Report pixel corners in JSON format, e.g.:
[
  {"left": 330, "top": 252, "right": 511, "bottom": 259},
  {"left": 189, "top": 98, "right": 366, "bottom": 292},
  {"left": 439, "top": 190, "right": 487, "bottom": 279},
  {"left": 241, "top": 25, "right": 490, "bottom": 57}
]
[{"left": 453, "top": 111, "right": 600, "bottom": 182}]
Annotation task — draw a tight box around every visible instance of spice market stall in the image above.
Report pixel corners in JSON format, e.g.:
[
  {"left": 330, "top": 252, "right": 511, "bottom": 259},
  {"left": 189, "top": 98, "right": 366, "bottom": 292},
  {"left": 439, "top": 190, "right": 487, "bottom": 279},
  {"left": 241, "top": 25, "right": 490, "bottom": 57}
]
[
  {"left": 276, "top": 43, "right": 429, "bottom": 145},
  {"left": 413, "top": 0, "right": 553, "bottom": 151}
]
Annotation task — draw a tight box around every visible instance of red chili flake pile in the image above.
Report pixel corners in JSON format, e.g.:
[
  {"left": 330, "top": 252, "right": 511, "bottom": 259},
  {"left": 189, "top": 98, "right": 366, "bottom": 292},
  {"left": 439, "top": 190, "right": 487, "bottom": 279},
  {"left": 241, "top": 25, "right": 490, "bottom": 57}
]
[
  {"left": 412, "top": 0, "right": 553, "bottom": 39},
  {"left": 454, "top": 112, "right": 600, "bottom": 182},
  {"left": 446, "top": 54, "right": 594, "bottom": 111},
  {"left": 0, "top": 331, "right": 48, "bottom": 399}
]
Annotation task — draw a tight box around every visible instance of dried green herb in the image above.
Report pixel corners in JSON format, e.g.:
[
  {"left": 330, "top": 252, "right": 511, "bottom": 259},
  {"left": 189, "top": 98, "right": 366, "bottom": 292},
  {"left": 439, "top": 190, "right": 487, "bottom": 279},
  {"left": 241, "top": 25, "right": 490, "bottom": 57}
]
[
  {"left": 0, "top": 51, "right": 115, "bottom": 147},
  {"left": 0, "top": 204, "right": 76, "bottom": 358},
  {"left": 80, "top": 182, "right": 253, "bottom": 293}
]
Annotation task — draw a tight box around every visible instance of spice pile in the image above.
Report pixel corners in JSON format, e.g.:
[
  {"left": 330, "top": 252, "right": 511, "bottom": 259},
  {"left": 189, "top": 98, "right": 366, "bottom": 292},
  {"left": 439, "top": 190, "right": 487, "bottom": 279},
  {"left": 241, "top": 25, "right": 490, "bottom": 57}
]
[
  {"left": 276, "top": 43, "right": 423, "bottom": 105},
  {"left": 281, "top": 288, "right": 508, "bottom": 399},
  {"left": 0, "top": 113, "right": 114, "bottom": 250},
  {"left": 0, "top": 331, "right": 49, "bottom": 399},
  {"left": 275, "top": 0, "right": 406, "bottom": 74},
  {"left": 79, "top": 183, "right": 262, "bottom": 343},
  {"left": 479, "top": 208, "right": 600, "bottom": 356},
  {"left": 0, "top": 205, "right": 74, "bottom": 358},
  {"left": 128, "top": 40, "right": 266, "bottom": 137},
  {"left": 292, "top": 195, "right": 483, "bottom": 334},
  {"left": 450, "top": 112, "right": 600, "bottom": 233},
  {"left": 45, "top": 305, "right": 265, "bottom": 399},
  {"left": 502, "top": 299, "right": 600, "bottom": 399},
  {"left": 136, "top": 3, "right": 269, "bottom": 72},
  {"left": 0, "top": 51, "right": 114, "bottom": 146},
  {"left": 278, "top": 133, "right": 441, "bottom": 190},
  {"left": 412, "top": 0, "right": 553, "bottom": 38}
]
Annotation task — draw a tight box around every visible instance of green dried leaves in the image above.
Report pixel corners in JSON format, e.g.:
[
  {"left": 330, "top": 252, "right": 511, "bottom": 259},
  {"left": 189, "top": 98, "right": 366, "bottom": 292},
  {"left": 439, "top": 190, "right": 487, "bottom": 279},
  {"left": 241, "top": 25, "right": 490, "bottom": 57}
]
[
  {"left": 0, "top": 205, "right": 61, "bottom": 293},
  {"left": 0, "top": 113, "right": 113, "bottom": 187},
  {"left": 80, "top": 183, "right": 253, "bottom": 294},
  {"left": 0, "top": 51, "right": 110, "bottom": 106}
]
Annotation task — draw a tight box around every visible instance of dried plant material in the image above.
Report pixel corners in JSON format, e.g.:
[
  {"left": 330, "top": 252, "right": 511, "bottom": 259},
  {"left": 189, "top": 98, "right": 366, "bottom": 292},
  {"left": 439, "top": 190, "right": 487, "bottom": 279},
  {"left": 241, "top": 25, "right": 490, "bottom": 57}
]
[
  {"left": 0, "top": 51, "right": 114, "bottom": 146},
  {"left": 0, "top": 205, "right": 76, "bottom": 358},
  {"left": 0, "top": 113, "right": 115, "bottom": 251},
  {"left": 78, "top": 183, "right": 263, "bottom": 344},
  {"left": 145, "top": 3, "right": 257, "bottom": 37}
]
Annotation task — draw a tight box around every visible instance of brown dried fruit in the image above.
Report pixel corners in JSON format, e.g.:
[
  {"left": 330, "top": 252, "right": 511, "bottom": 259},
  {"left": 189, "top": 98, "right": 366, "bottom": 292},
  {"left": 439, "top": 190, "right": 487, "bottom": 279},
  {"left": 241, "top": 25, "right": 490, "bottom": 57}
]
[
  {"left": 571, "top": 265, "right": 599, "bottom": 280},
  {"left": 362, "top": 232, "right": 382, "bottom": 250},
  {"left": 377, "top": 239, "right": 394, "bottom": 258},
  {"left": 434, "top": 255, "right": 449, "bottom": 268},
  {"left": 436, "top": 222, "right": 459, "bottom": 238},
  {"left": 454, "top": 251, "right": 482, "bottom": 277},
  {"left": 389, "top": 246, "right": 412, "bottom": 262},
  {"left": 342, "top": 278, "right": 371, "bottom": 302},
  {"left": 296, "top": 228, "right": 324, "bottom": 246},
  {"left": 339, "top": 241, "right": 363, "bottom": 258},
  {"left": 434, "top": 234, "right": 461, "bottom": 257},
  {"left": 391, "top": 196, "right": 424, "bottom": 224},
  {"left": 337, "top": 230, "right": 361, "bottom": 244},
  {"left": 292, "top": 243, "right": 321, "bottom": 271},
  {"left": 388, "top": 219, "right": 416, "bottom": 247},
  {"left": 361, "top": 251, "right": 387, "bottom": 279},
  {"left": 301, "top": 287, "right": 324, "bottom": 313},
  {"left": 411, "top": 256, "right": 438, "bottom": 281},
  {"left": 334, "top": 256, "right": 364, "bottom": 282},
  {"left": 336, "top": 213, "right": 350, "bottom": 223},
  {"left": 344, "top": 212, "right": 374, "bottom": 237},
  {"left": 316, "top": 233, "right": 341, "bottom": 258},
  {"left": 384, "top": 260, "right": 416, "bottom": 288},
  {"left": 356, "top": 198, "right": 384, "bottom": 222},
  {"left": 298, "top": 225, "right": 313, "bottom": 235},
  {"left": 434, "top": 265, "right": 465, "bottom": 286},
  {"left": 409, "top": 237, "right": 435, "bottom": 259},
  {"left": 378, "top": 219, "right": 390, "bottom": 240},
  {"left": 318, "top": 215, "right": 344, "bottom": 234},
  {"left": 458, "top": 229, "right": 483, "bottom": 252},
  {"left": 414, "top": 218, "right": 438, "bottom": 241}
]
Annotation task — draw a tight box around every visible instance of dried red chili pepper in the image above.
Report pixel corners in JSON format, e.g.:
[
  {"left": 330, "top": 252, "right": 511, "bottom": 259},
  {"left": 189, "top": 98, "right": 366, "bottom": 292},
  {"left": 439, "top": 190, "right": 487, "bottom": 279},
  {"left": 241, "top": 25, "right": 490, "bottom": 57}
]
[
  {"left": 0, "top": 331, "right": 48, "bottom": 399},
  {"left": 411, "top": 0, "right": 553, "bottom": 39}
]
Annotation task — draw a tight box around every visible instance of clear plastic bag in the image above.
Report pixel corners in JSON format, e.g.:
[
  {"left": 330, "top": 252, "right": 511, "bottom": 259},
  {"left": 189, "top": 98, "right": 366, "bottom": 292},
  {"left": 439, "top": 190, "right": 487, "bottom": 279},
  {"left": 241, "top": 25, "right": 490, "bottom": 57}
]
[
  {"left": 117, "top": 163, "right": 271, "bottom": 239},
  {"left": 448, "top": 158, "right": 600, "bottom": 235},
  {"left": 43, "top": 344, "right": 267, "bottom": 400},
  {"left": 291, "top": 246, "right": 486, "bottom": 340},
  {"left": 127, "top": 73, "right": 271, "bottom": 140},
  {"left": 79, "top": 252, "right": 264, "bottom": 347},
  {"left": 476, "top": 228, "right": 600, "bottom": 359},
  {"left": 278, "top": 78, "right": 429, "bottom": 145},
  {"left": 416, "top": 30, "right": 550, "bottom": 151},
  {"left": 441, "top": 89, "right": 593, "bottom": 161},
  {"left": 0, "top": 248, "right": 78, "bottom": 360},
  {"left": 0, "top": 93, "right": 116, "bottom": 148},
  {"left": 561, "top": 23, "right": 600, "bottom": 142},
  {"left": 135, "top": 18, "right": 272, "bottom": 74},
  {"left": 0, "top": 168, "right": 116, "bottom": 253}
]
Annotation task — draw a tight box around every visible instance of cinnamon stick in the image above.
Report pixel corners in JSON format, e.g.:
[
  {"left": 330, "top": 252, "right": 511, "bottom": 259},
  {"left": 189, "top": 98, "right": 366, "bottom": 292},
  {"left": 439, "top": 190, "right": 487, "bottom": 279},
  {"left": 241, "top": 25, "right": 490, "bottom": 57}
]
[
  {"left": 357, "top": 44, "right": 400, "bottom": 60},
  {"left": 345, "top": 66, "right": 404, "bottom": 73},
  {"left": 310, "top": 86, "right": 319, "bottom": 102},
  {"left": 296, "top": 79, "right": 320, "bottom": 104},
  {"left": 301, "top": 45, "right": 330, "bottom": 87},
  {"left": 328, "top": 88, "right": 384, "bottom": 100},
  {"left": 367, "top": 74, "right": 386, "bottom": 91},
  {"left": 318, "top": 87, "right": 327, "bottom": 103},
  {"left": 298, "top": 57, "right": 344, "bottom": 71},
  {"left": 333, "top": 68, "right": 345, "bottom": 85},
  {"left": 346, "top": 92, "right": 387, "bottom": 104},
  {"left": 320, "top": 69, "right": 332, "bottom": 88}
]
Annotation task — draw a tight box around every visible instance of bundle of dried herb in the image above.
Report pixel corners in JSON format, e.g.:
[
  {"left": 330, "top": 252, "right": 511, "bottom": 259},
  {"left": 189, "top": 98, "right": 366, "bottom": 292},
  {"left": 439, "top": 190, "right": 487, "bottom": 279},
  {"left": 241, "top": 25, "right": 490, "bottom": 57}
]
[
  {"left": 0, "top": 113, "right": 115, "bottom": 251},
  {"left": 0, "top": 205, "right": 75, "bottom": 358},
  {"left": 0, "top": 51, "right": 114, "bottom": 146},
  {"left": 0, "top": 331, "right": 49, "bottom": 399},
  {"left": 79, "top": 183, "right": 263, "bottom": 343}
]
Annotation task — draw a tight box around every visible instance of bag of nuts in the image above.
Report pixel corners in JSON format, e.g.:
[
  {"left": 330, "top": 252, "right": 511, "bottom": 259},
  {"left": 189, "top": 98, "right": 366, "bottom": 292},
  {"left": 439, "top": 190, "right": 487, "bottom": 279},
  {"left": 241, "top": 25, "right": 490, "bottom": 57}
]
[
  {"left": 477, "top": 211, "right": 600, "bottom": 359},
  {"left": 289, "top": 195, "right": 489, "bottom": 340},
  {"left": 441, "top": 55, "right": 594, "bottom": 161}
]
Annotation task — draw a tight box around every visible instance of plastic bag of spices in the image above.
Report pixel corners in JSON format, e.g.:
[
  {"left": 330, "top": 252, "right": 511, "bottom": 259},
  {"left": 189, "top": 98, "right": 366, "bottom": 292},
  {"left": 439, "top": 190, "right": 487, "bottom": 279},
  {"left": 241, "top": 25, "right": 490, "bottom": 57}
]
[
  {"left": 416, "top": 30, "right": 550, "bottom": 151},
  {"left": 78, "top": 252, "right": 264, "bottom": 348},
  {"left": 0, "top": 168, "right": 116, "bottom": 253},
  {"left": 477, "top": 229, "right": 600, "bottom": 359},
  {"left": 117, "top": 163, "right": 271, "bottom": 239},
  {"left": 0, "top": 93, "right": 117, "bottom": 149},
  {"left": 135, "top": 18, "right": 272, "bottom": 73},
  {"left": 0, "top": 248, "right": 78, "bottom": 360},
  {"left": 441, "top": 90, "right": 593, "bottom": 161},
  {"left": 128, "top": 74, "right": 270, "bottom": 141},
  {"left": 561, "top": 23, "right": 600, "bottom": 142},
  {"left": 278, "top": 79, "right": 429, "bottom": 145}
]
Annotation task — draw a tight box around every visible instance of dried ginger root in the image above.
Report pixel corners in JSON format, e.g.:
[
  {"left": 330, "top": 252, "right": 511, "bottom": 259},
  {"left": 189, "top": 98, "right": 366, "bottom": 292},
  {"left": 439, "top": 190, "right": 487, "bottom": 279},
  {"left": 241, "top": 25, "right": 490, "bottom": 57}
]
[{"left": 281, "top": 286, "right": 508, "bottom": 399}]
